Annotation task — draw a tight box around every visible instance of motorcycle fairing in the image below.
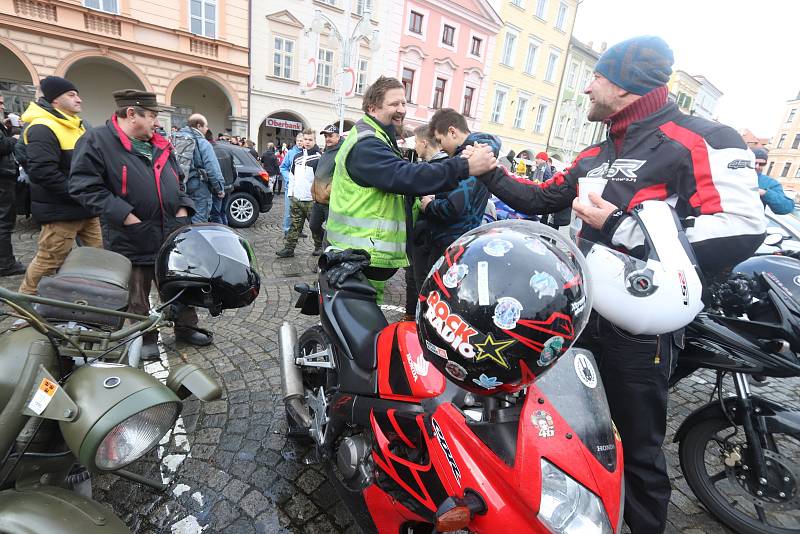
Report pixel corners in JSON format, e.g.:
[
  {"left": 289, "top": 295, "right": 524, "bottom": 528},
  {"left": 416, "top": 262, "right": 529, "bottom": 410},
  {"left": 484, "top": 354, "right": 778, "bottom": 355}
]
[
  {"left": 362, "top": 484, "right": 429, "bottom": 534},
  {"left": 370, "top": 410, "right": 449, "bottom": 518},
  {"left": 377, "top": 322, "right": 446, "bottom": 402}
]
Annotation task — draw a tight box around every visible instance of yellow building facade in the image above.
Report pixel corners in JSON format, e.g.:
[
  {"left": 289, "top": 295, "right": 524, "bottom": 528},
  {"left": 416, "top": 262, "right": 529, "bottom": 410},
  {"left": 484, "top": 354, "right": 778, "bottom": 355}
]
[
  {"left": 767, "top": 93, "right": 800, "bottom": 185},
  {"left": 480, "top": 0, "right": 577, "bottom": 159}
]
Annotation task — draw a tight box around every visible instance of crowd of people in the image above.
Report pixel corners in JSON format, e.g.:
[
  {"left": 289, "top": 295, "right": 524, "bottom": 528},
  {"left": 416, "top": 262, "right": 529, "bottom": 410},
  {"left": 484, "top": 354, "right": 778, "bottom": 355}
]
[{"left": 0, "top": 33, "right": 795, "bottom": 534}]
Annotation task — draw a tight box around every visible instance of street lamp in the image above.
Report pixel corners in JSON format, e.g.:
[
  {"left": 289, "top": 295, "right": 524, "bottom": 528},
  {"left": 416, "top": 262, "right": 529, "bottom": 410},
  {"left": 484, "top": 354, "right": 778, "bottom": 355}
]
[{"left": 308, "top": 4, "right": 380, "bottom": 133}]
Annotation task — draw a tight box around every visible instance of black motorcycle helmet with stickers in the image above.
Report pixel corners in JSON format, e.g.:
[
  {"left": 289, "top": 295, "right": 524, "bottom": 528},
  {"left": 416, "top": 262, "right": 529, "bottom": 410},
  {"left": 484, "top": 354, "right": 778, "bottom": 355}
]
[
  {"left": 155, "top": 224, "right": 260, "bottom": 316},
  {"left": 417, "top": 220, "right": 592, "bottom": 395}
]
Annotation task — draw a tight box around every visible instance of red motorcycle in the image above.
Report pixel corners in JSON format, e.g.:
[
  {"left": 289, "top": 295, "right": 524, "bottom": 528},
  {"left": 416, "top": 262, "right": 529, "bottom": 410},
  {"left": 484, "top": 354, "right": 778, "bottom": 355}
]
[{"left": 280, "top": 223, "right": 624, "bottom": 533}]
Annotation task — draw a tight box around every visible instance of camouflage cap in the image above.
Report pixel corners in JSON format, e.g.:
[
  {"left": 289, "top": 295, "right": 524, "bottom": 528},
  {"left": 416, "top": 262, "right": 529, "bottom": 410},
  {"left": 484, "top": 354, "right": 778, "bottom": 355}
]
[{"left": 112, "top": 89, "right": 161, "bottom": 112}]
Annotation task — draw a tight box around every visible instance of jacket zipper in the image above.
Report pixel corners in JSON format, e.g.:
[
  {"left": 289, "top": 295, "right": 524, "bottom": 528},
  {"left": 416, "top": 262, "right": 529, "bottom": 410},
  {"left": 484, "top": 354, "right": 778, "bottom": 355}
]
[{"left": 121, "top": 165, "right": 128, "bottom": 195}]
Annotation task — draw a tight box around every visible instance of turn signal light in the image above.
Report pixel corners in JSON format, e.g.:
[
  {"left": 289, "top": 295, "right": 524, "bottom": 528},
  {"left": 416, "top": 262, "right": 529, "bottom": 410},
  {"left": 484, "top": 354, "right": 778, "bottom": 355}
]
[
  {"left": 435, "top": 505, "right": 471, "bottom": 531},
  {"left": 259, "top": 171, "right": 270, "bottom": 183}
]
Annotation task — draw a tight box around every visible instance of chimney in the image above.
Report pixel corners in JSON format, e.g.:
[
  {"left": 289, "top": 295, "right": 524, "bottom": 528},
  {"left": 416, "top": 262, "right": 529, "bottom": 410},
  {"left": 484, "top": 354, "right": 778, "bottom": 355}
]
[{"left": 600, "top": 41, "right": 607, "bottom": 52}]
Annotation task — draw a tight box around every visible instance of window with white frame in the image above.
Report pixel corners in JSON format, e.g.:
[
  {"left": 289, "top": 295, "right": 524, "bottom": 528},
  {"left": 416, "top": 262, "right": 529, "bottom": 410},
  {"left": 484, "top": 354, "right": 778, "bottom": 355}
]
[
  {"left": 555, "top": 2, "right": 567, "bottom": 30},
  {"left": 402, "top": 68, "right": 415, "bottom": 103},
  {"left": 356, "top": 57, "right": 369, "bottom": 94},
  {"left": 84, "top": 0, "right": 118, "bottom": 13},
  {"left": 463, "top": 86, "right": 475, "bottom": 117},
  {"left": 555, "top": 113, "right": 567, "bottom": 138},
  {"left": 190, "top": 0, "right": 216, "bottom": 38},
  {"left": 514, "top": 96, "right": 529, "bottom": 129},
  {"left": 581, "top": 67, "right": 592, "bottom": 89},
  {"left": 534, "top": 101, "right": 550, "bottom": 133},
  {"left": 273, "top": 37, "right": 294, "bottom": 79},
  {"left": 316, "top": 48, "right": 334, "bottom": 87},
  {"left": 781, "top": 162, "right": 792, "bottom": 178},
  {"left": 535, "top": 0, "right": 547, "bottom": 19},
  {"left": 566, "top": 62, "right": 577, "bottom": 88},
  {"left": 544, "top": 50, "right": 560, "bottom": 82},
  {"left": 491, "top": 87, "right": 507, "bottom": 123},
  {"left": 355, "top": 0, "right": 373, "bottom": 16},
  {"left": 510, "top": 0, "right": 523, "bottom": 6},
  {"left": 432, "top": 78, "right": 447, "bottom": 109},
  {"left": 471, "top": 36, "right": 482, "bottom": 56},
  {"left": 523, "top": 40, "right": 539, "bottom": 75},
  {"left": 501, "top": 32, "right": 517, "bottom": 66},
  {"left": 442, "top": 24, "right": 455, "bottom": 46},
  {"left": 409, "top": 11, "right": 424, "bottom": 34},
  {"left": 581, "top": 122, "right": 592, "bottom": 144}
]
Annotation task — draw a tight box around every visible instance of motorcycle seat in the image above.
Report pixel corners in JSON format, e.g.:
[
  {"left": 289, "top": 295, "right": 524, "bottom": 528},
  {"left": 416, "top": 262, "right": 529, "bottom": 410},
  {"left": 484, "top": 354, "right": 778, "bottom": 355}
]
[
  {"left": 331, "top": 290, "right": 387, "bottom": 371},
  {"left": 54, "top": 247, "right": 132, "bottom": 290}
]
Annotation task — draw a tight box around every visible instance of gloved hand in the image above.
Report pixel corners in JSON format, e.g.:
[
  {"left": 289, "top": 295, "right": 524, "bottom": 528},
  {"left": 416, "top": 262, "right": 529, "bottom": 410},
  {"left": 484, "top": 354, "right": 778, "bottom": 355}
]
[{"left": 319, "top": 249, "right": 371, "bottom": 287}]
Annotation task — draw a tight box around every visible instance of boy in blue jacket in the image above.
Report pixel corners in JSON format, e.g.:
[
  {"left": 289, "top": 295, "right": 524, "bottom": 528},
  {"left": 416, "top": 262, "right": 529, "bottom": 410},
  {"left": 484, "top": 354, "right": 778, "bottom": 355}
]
[
  {"left": 421, "top": 108, "right": 497, "bottom": 268},
  {"left": 753, "top": 148, "right": 794, "bottom": 214}
]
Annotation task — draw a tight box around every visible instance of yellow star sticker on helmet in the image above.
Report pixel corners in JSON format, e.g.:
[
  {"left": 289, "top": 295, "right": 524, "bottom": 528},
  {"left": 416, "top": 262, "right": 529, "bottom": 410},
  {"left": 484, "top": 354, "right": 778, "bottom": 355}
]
[{"left": 474, "top": 333, "right": 515, "bottom": 369}]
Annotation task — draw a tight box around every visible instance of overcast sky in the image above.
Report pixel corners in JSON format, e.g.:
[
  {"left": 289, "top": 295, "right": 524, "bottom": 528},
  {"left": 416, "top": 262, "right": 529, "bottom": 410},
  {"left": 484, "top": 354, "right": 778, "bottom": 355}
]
[{"left": 572, "top": 0, "right": 800, "bottom": 139}]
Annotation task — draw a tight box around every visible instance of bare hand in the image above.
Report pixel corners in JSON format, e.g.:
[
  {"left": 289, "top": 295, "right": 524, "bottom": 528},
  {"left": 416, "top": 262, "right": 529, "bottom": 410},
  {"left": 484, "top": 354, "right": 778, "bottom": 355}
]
[
  {"left": 571, "top": 193, "right": 618, "bottom": 230},
  {"left": 759, "top": 188, "right": 767, "bottom": 197},
  {"left": 464, "top": 144, "right": 497, "bottom": 176},
  {"left": 217, "top": 191, "right": 225, "bottom": 199},
  {"left": 420, "top": 195, "right": 434, "bottom": 211},
  {"left": 123, "top": 212, "right": 142, "bottom": 225},
  {"left": 176, "top": 208, "right": 188, "bottom": 218}
]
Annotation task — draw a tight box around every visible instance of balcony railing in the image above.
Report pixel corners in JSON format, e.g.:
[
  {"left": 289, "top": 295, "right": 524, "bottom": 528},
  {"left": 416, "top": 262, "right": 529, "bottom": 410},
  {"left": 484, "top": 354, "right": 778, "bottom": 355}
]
[
  {"left": 84, "top": 12, "right": 121, "bottom": 36},
  {"left": 13, "top": 0, "right": 57, "bottom": 21},
  {"left": 189, "top": 37, "right": 219, "bottom": 58}
]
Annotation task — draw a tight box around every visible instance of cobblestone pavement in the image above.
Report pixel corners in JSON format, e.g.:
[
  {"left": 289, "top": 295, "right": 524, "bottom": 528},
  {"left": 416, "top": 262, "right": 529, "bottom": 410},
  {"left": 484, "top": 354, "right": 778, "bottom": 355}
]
[{"left": 3, "top": 201, "right": 799, "bottom": 534}]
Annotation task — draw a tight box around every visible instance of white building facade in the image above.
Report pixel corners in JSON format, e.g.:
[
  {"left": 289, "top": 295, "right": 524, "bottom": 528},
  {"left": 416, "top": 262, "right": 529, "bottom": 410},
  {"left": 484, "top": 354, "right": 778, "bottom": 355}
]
[
  {"left": 692, "top": 75, "right": 723, "bottom": 121},
  {"left": 251, "top": 1, "right": 403, "bottom": 152}
]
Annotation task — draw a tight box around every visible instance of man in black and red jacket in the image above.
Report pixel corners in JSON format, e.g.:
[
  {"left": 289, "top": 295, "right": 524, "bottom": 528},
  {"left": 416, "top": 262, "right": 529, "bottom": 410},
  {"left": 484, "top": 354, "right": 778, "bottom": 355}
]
[
  {"left": 478, "top": 36, "right": 765, "bottom": 533},
  {"left": 68, "top": 90, "right": 205, "bottom": 359}
]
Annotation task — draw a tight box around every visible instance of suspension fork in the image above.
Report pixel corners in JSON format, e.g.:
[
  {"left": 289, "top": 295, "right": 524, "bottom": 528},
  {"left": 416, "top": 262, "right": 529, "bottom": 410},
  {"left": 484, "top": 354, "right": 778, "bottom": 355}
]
[{"left": 732, "top": 373, "right": 771, "bottom": 485}]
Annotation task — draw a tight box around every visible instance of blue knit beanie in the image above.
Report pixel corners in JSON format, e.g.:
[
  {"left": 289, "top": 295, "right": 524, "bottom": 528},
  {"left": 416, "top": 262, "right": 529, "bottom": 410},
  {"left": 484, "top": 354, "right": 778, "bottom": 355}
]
[{"left": 594, "top": 36, "right": 674, "bottom": 96}]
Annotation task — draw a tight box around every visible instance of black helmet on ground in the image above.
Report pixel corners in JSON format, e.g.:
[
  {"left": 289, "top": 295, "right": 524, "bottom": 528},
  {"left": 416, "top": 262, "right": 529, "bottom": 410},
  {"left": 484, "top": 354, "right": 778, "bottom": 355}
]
[
  {"left": 417, "top": 220, "right": 592, "bottom": 395},
  {"left": 155, "top": 224, "right": 260, "bottom": 316}
]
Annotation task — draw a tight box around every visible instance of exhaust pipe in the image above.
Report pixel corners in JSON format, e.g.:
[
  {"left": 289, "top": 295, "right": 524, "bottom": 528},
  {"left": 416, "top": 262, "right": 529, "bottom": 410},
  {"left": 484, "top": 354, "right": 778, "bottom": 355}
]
[{"left": 279, "top": 322, "right": 312, "bottom": 428}]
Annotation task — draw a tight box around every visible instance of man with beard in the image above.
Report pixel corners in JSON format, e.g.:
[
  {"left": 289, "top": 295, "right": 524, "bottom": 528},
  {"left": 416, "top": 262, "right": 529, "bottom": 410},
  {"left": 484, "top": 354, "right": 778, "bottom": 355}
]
[
  {"left": 326, "top": 76, "right": 497, "bottom": 300},
  {"left": 474, "top": 36, "right": 766, "bottom": 533},
  {"left": 69, "top": 90, "right": 209, "bottom": 359}
]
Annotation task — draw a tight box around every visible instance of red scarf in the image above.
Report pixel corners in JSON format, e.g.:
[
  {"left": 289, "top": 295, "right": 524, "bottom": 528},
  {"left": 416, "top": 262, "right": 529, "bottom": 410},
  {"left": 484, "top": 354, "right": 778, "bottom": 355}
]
[{"left": 605, "top": 85, "right": 669, "bottom": 153}]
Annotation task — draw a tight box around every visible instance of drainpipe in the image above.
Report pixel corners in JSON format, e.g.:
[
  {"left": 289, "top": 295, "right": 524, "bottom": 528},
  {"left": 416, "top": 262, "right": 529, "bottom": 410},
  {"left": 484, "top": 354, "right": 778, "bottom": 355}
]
[
  {"left": 247, "top": 0, "right": 253, "bottom": 141},
  {"left": 546, "top": 0, "right": 582, "bottom": 155}
]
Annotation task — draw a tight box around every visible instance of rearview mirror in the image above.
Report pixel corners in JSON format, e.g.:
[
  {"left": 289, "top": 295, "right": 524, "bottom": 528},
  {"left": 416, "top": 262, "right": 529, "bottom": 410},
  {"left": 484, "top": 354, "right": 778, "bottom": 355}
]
[{"left": 166, "top": 364, "right": 222, "bottom": 401}]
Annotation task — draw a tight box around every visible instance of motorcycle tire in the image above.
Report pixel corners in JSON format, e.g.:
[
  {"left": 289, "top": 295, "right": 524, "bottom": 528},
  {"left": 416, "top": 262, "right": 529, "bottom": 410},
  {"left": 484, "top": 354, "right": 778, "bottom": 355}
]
[
  {"left": 286, "top": 326, "right": 332, "bottom": 443},
  {"left": 679, "top": 414, "right": 800, "bottom": 534}
]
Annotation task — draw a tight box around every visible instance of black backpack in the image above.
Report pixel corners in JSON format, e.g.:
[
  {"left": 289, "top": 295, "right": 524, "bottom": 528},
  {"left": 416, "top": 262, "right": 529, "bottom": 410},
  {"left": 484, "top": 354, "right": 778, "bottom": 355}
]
[{"left": 213, "top": 146, "right": 237, "bottom": 188}]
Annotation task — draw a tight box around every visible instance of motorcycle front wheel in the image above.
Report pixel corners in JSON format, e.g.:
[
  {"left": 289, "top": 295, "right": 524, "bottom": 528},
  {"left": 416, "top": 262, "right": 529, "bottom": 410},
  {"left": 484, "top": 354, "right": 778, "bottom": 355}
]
[{"left": 679, "top": 414, "right": 800, "bottom": 534}]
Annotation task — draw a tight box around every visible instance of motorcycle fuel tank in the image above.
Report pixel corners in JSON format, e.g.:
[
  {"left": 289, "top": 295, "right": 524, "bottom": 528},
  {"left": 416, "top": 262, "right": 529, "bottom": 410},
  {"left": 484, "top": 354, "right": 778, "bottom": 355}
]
[{"left": 376, "top": 322, "right": 446, "bottom": 402}]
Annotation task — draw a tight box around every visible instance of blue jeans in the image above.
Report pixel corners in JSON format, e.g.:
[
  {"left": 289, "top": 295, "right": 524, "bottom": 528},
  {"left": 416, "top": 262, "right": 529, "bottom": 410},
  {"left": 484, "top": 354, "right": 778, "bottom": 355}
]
[
  {"left": 187, "top": 181, "right": 213, "bottom": 223},
  {"left": 210, "top": 195, "right": 228, "bottom": 225}
]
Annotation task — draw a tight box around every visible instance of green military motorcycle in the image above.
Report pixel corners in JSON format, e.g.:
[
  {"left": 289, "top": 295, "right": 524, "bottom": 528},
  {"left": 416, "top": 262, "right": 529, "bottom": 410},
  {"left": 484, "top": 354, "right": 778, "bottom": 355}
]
[{"left": 0, "top": 224, "right": 260, "bottom": 533}]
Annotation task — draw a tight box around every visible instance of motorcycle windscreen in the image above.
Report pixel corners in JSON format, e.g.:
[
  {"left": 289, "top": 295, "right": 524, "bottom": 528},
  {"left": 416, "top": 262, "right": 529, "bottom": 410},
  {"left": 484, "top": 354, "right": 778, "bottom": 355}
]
[{"left": 536, "top": 348, "right": 617, "bottom": 472}]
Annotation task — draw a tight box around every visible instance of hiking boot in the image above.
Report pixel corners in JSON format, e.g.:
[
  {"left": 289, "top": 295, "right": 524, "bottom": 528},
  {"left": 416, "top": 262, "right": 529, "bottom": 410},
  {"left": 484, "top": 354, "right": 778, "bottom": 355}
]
[{"left": 276, "top": 248, "right": 295, "bottom": 258}]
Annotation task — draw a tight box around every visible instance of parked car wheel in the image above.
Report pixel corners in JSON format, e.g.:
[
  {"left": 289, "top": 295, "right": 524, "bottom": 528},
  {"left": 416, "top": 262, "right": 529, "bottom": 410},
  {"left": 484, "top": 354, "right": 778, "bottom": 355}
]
[{"left": 227, "top": 192, "right": 259, "bottom": 228}]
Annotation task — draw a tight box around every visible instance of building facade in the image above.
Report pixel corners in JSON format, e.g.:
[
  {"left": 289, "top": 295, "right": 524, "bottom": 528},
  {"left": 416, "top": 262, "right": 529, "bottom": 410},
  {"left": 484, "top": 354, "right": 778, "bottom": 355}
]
[
  {"left": 692, "top": 75, "right": 722, "bottom": 121},
  {"left": 397, "top": 0, "right": 501, "bottom": 132},
  {"left": 740, "top": 128, "right": 770, "bottom": 150},
  {"left": 546, "top": 37, "right": 603, "bottom": 163},
  {"left": 766, "top": 92, "right": 800, "bottom": 183},
  {"left": 0, "top": 0, "right": 250, "bottom": 136},
  {"left": 668, "top": 70, "right": 702, "bottom": 116},
  {"left": 252, "top": 1, "right": 402, "bottom": 152},
  {"left": 479, "top": 0, "right": 578, "bottom": 159}
]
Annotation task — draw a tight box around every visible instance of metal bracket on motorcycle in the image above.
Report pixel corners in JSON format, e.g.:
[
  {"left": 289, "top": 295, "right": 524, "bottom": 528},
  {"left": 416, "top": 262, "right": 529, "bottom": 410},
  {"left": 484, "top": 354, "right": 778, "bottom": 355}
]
[{"left": 296, "top": 344, "right": 335, "bottom": 369}]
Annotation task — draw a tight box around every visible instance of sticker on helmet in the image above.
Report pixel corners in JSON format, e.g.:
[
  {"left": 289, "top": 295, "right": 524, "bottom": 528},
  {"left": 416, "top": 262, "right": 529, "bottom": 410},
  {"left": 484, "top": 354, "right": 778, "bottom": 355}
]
[
  {"left": 443, "top": 263, "right": 469, "bottom": 288},
  {"left": 424, "top": 291, "right": 477, "bottom": 359},
  {"left": 532, "top": 410, "right": 555, "bottom": 438},
  {"left": 493, "top": 296, "right": 523, "bottom": 330},
  {"left": 537, "top": 336, "right": 564, "bottom": 367},
  {"left": 445, "top": 360, "right": 468, "bottom": 381},
  {"left": 574, "top": 352, "right": 598, "bottom": 389},
  {"left": 477, "top": 261, "right": 490, "bottom": 306},
  {"left": 425, "top": 339, "right": 448, "bottom": 359},
  {"left": 474, "top": 333, "right": 515, "bottom": 369},
  {"left": 472, "top": 373, "right": 504, "bottom": 390},
  {"left": 483, "top": 238, "right": 513, "bottom": 257},
  {"left": 571, "top": 295, "right": 586, "bottom": 315},
  {"left": 525, "top": 239, "right": 548, "bottom": 255},
  {"left": 529, "top": 271, "right": 559, "bottom": 298},
  {"left": 678, "top": 270, "right": 689, "bottom": 305}
]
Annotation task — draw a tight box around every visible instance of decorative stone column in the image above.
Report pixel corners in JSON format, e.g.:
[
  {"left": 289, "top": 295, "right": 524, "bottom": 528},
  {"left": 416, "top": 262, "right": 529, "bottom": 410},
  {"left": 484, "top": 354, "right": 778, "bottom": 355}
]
[
  {"left": 158, "top": 105, "right": 176, "bottom": 133},
  {"left": 229, "top": 116, "right": 248, "bottom": 138}
]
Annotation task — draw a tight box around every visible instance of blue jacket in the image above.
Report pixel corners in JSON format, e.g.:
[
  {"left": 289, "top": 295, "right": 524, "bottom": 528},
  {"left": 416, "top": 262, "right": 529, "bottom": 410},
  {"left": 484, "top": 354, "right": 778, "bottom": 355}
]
[
  {"left": 424, "top": 132, "right": 499, "bottom": 245},
  {"left": 758, "top": 173, "right": 794, "bottom": 215},
  {"left": 174, "top": 127, "right": 225, "bottom": 194},
  {"left": 280, "top": 145, "right": 301, "bottom": 186}
]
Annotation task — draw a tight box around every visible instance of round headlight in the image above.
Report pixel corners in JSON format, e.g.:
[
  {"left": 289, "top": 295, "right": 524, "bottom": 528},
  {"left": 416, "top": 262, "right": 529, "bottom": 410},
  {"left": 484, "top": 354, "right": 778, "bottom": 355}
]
[{"left": 95, "top": 402, "right": 180, "bottom": 470}]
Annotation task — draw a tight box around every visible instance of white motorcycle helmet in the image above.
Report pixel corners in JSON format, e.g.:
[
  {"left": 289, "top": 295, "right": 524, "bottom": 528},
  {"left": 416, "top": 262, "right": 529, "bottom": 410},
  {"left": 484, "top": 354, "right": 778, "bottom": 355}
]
[{"left": 580, "top": 201, "right": 703, "bottom": 335}]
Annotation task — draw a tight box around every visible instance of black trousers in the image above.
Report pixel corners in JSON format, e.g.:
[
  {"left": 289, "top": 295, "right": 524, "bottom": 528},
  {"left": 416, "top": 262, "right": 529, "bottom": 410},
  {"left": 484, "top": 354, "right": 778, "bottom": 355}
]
[
  {"left": 580, "top": 314, "right": 679, "bottom": 534},
  {"left": 129, "top": 265, "right": 198, "bottom": 345},
  {"left": 0, "top": 179, "right": 18, "bottom": 269},
  {"left": 309, "top": 202, "right": 328, "bottom": 248}
]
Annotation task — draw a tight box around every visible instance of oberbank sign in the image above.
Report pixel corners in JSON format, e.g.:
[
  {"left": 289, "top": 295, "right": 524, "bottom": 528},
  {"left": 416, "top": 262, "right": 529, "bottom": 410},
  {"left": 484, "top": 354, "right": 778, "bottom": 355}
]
[{"left": 265, "top": 118, "right": 303, "bottom": 131}]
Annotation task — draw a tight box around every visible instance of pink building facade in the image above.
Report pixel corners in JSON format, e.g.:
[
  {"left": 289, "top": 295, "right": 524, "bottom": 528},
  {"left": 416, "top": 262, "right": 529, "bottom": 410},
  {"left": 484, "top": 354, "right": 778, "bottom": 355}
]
[{"left": 398, "top": 0, "right": 502, "bottom": 131}]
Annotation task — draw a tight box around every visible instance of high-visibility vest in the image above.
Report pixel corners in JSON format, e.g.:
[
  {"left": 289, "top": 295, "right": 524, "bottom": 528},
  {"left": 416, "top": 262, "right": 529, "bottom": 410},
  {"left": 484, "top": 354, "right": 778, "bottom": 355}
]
[{"left": 327, "top": 115, "right": 408, "bottom": 269}]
